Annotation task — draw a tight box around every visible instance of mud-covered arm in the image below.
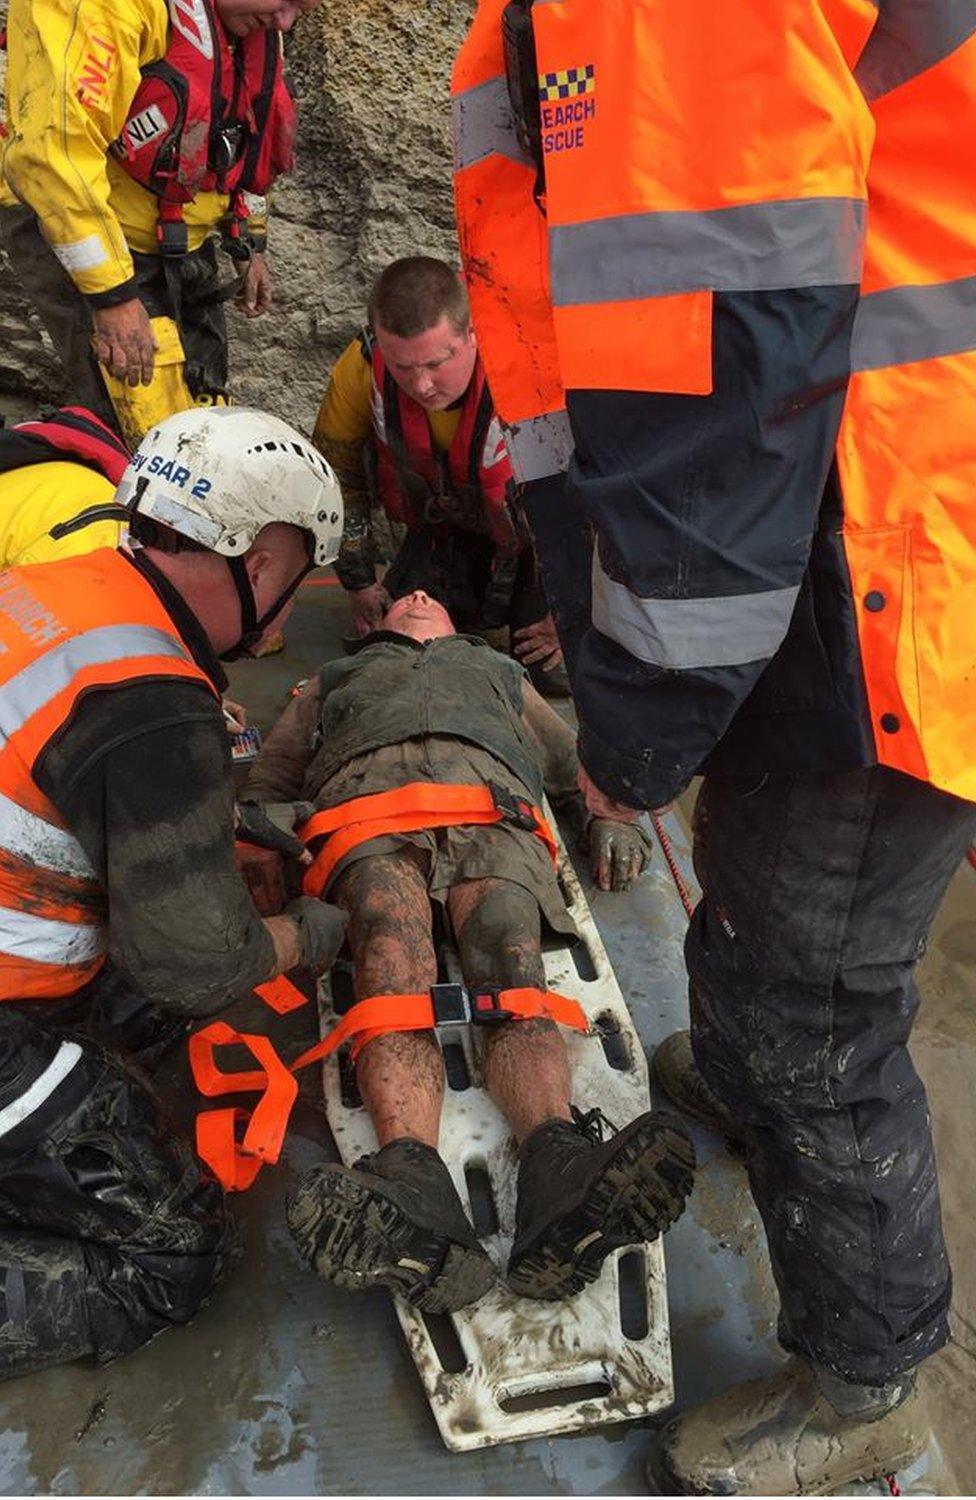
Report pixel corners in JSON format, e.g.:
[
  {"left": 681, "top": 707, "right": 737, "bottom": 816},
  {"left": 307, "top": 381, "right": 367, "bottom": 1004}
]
[
  {"left": 242, "top": 677, "right": 321, "bottom": 803},
  {"left": 520, "top": 681, "right": 579, "bottom": 803},
  {"left": 36, "top": 680, "right": 280, "bottom": 1015}
]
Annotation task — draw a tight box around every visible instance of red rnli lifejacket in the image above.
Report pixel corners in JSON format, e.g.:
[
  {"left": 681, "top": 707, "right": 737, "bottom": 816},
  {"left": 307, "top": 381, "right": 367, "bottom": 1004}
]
[
  {"left": 369, "top": 341, "right": 523, "bottom": 554},
  {"left": 0, "top": 408, "right": 130, "bottom": 486},
  {"left": 110, "top": 0, "right": 296, "bottom": 254}
]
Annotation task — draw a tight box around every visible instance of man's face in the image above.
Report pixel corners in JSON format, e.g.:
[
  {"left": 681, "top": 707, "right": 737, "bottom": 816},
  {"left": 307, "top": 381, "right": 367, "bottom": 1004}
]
[
  {"left": 373, "top": 317, "right": 478, "bottom": 411},
  {"left": 216, "top": 0, "right": 321, "bottom": 38},
  {"left": 383, "top": 591, "right": 456, "bottom": 642}
]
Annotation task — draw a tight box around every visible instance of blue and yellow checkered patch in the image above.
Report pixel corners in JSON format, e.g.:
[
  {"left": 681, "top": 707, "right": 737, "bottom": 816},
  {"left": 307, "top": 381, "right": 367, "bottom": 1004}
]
[{"left": 537, "top": 64, "right": 595, "bottom": 103}]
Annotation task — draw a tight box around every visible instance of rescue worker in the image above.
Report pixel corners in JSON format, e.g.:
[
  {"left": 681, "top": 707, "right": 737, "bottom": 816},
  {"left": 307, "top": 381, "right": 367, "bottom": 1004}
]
[
  {"left": 453, "top": 1, "right": 976, "bottom": 1491},
  {"left": 0, "top": 0, "right": 323, "bottom": 448},
  {"left": 241, "top": 588, "right": 692, "bottom": 1310},
  {"left": 0, "top": 405, "right": 129, "bottom": 565},
  {"left": 0, "top": 404, "right": 347, "bottom": 1379},
  {"left": 312, "top": 255, "right": 569, "bottom": 696}
]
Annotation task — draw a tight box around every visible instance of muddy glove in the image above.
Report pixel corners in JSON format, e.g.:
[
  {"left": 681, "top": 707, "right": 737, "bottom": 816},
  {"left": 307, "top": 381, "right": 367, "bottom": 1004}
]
[
  {"left": 235, "top": 801, "right": 314, "bottom": 865},
  {"left": 283, "top": 897, "right": 347, "bottom": 971},
  {"left": 588, "top": 817, "right": 654, "bottom": 892}
]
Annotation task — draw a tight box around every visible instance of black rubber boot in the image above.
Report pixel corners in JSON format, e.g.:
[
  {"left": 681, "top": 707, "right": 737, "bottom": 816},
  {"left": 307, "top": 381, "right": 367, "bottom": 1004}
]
[
  {"left": 650, "top": 1030, "right": 750, "bottom": 1146},
  {"left": 286, "top": 1138, "right": 496, "bottom": 1314},
  {"left": 507, "top": 1107, "right": 695, "bottom": 1300}
]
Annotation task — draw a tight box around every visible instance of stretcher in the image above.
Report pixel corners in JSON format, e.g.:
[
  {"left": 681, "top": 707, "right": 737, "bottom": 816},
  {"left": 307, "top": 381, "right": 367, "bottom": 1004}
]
[{"left": 316, "top": 802, "right": 675, "bottom": 1451}]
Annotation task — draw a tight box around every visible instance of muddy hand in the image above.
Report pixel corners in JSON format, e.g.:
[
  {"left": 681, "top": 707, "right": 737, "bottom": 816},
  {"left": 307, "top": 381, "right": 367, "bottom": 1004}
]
[
  {"left": 91, "top": 298, "right": 156, "bottom": 386},
  {"left": 589, "top": 817, "right": 654, "bottom": 891},
  {"left": 512, "top": 613, "right": 563, "bottom": 670},
  {"left": 236, "top": 252, "right": 272, "bottom": 317},
  {"left": 348, "top": 581, "right": 391, "bottom": 636},
  {"left": 235, "top": 800, "right": 314, "bottom": 865}
]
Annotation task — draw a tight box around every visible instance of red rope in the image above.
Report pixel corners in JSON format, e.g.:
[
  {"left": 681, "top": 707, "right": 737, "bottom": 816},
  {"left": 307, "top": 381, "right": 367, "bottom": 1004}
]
[
  {"left": 884, "top": 1474, "right": 900, "bottom": 1496},
  {"left": 967, "top": 843, "right": 976, "bottom": 874},
  {"left": 651, "top": 812, "right": 696, "bottom": 920}
]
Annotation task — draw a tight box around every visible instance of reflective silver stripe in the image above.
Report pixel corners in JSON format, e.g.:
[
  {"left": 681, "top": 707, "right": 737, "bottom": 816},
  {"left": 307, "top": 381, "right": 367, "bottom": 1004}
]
[
  {"left": 0, "top": 792, "right": 96, "bottom": 879},
  {"left": 503, "top": 410, "right": 574, "bottom": 482},
  {"left": 851, "top": 276, "right": 976, "bottom": 371},
  {"left": 0, "top": 1041, "right": 83, "bottom": 1139},
  {"left": 857, "top": 0, "right": 976, "bottom": 100},
  {"left": 0, "top": 625, "right": 189, "bottom": 749},
  {"left": 550, "top": 197, "right": 865, "bottom": 304},
  {"left": 452, "top": 75, "right": 531, "bottom": 171},
  {"left": 592, "top": 557, "right": 799, "bottom": 670},
  {"left": 0, "top": 906, "right": 105, "bottom": 965}
]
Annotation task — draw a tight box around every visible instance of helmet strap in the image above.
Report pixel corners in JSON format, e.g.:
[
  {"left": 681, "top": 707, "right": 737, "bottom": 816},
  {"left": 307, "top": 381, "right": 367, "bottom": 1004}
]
[{"left": 220, "top": 554, "right": 314, "bottom": 662}]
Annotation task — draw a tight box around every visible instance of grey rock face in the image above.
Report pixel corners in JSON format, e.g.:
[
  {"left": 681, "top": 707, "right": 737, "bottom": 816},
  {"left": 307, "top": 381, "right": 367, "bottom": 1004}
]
[{"left": 0, "top": 0, "right": 473, "bottom": 430}]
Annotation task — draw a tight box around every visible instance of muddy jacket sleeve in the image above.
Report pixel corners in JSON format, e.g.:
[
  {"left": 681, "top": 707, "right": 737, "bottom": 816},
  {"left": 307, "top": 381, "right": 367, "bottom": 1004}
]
[
  {"left": 520, "top": 680, "right": 579, "bottom": 804},
  {"left": 568, "top": 284, "right": 861, "bottom": 810},
  {"left": 36, "top": 679, "right": 278, "bottom": 1015},
  {"left": 312, "top": 339, "right": 376, "bottom": 591},
  {"left": 1, "top": 0, "right": 152, "bottom": 302},
  {"left": 242, "top": 678, "right": 321, "bottom": 803}
]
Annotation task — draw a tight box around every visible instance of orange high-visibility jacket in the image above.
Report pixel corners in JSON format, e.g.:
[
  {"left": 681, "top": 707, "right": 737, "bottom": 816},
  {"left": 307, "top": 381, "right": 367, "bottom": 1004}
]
[
  {"left": 453, "top": 0, "right": 875, "bottom": 481},
  {"left": 0, "top": 548, "right": 214, "bottom": 1000},
  {"left": 453, "top": 2, "right": 976, "bottom": 807}
]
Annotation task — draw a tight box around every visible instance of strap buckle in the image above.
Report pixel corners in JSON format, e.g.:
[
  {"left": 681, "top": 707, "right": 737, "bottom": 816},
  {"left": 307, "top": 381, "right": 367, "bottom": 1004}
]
[
  {"left": 488, "top": 780, "right": 538, "bottom": 832},
  {"left": 470, "top": 987, "right": 516, "bottom": 1026},
  {"left": 429, "top": 982, "right": 472, "bottom": 1027}
]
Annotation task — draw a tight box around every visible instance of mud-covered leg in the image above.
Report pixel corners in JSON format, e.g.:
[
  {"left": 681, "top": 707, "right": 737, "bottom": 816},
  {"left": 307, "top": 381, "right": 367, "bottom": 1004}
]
[
  {"left": 339, "top": 850, "right": 442, "bottom": 1148},
  {"left": 449, "top": 876, "right": 695, "bottom": 1300},
  {"left": 286, "top": 850, "right": 495, "bottom": 1312},
  {"left": 448, "top": 874, "right": 570, "bottom": 1140}
]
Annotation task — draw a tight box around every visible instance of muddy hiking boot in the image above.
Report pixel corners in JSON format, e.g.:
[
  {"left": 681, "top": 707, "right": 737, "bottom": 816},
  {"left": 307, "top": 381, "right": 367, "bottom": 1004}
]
[
  {"left": 507, "top": 1106, "right": 695, "bottom": 1300},
  {"left": 286, "top": 1138, "right": 496, "bottom": 1314},
  {"left": 651, "top": 1029, "right": 750, "bottom": 1146},
  {"left": 654, "top": 1356, "right": 927, "bottom": 1495}
]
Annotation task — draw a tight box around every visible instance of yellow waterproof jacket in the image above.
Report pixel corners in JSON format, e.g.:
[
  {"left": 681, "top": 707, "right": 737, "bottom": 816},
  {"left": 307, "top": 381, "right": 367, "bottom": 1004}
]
[
  {"left": 0, "top": 462, "right": 122, "bottom": 567},
  {"left": 0, "top": 0, "right": 229, "bottom": 298}
]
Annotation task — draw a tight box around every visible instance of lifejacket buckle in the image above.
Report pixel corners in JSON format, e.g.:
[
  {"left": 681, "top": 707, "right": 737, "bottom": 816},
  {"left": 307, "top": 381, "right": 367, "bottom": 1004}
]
[
  {"left": 430, "top": 982, "right": 473, "bottom": 1027},
  {"left": 156, "top": 217, "right": 189, "bottom": 256},
  {"left": 488, "top": 780, "right": 538, "bottom": 832}
]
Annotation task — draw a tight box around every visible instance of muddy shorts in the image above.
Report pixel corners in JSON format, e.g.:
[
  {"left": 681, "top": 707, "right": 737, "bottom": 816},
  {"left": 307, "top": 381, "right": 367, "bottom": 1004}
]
[{"left": 314, "top": 737, "right": 577, "bottom": 940}]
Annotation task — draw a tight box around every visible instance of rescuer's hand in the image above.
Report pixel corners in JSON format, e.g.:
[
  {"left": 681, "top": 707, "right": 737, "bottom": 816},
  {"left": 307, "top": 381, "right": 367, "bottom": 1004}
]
[
  {"left": 512, "top": 613, "right": 564, "bottom": 670},
  {"left": 91, "top": 299, "right": 157, "bottom": 386},
  {"left": 236, "top": 252, "right": 272, "bottom": 318},
  {"left": 588, "top": 818, "right": 654, "bottom": 892},
  {"left": 348, "top": 581, "right": 391, "bottom": 636},
  {"left": 235, "top": 800, "right": 314, "bottom": 865},
  {"left": 283, "top": 896, "right": 347, "bottom": 971},
  {"left": 577, "top": 766, "right": 646, "bottom": 822}
]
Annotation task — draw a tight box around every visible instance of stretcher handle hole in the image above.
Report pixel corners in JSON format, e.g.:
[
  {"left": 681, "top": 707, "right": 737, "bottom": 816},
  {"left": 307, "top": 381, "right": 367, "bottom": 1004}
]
[
  {"left": 420, "top": 1311, "right": 469, "bottom": 1375},
  {"left": 568, "top": 937, "right": 598, "bottom": 983},
  {"left": 337, "top": 1048, "right": 363, "bottom": 1110},
  {"left": 443, "top": 1041, "right": 471, "bottom": 1092},
  {"left": 617, "top": 1249, "right": 649, "bottom": 1340},
  {"left": 595, "top": 1012, "right": 631, "bottom": 1071},
  {"left": 464, "top": 1159, "right": 499, "bottom": 1236},
  {"left": 498, "top": 1379, "right": 613, "bottom": 1414}
]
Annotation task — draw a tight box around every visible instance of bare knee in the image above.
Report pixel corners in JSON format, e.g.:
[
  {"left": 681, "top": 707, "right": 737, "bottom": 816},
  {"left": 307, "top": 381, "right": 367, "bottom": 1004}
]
[{"left": 450, "top": 878, "right": 546, "bottom": 991}]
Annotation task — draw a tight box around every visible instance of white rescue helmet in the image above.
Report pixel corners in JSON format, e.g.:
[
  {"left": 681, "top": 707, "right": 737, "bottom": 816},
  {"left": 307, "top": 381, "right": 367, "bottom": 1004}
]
[{"left": 115, "top": 406, "right": 343, "bottom": 567}]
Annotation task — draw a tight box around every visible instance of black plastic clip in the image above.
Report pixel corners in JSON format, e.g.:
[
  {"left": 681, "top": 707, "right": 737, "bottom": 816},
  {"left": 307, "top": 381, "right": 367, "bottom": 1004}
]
[
  {"left": 488, "top": 780, "right": 538, "bottom": 832},
  {"left": 469, "top": 988, "right": 516, "bottom": 1026}
]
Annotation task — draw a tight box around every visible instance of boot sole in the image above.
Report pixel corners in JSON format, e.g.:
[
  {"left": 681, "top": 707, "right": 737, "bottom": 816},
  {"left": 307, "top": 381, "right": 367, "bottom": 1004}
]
[
  {"left": 287, "top": 1168, "right": 496, "bottom": 1315},
  {"left": 508, "top": 1116, "right": 695, "bottom": 1301}
]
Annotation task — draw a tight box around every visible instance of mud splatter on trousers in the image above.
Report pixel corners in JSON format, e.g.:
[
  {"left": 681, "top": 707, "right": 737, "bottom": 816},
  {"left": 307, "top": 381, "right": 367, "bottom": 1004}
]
[
  {"left": 686, "top": 765, "right": 976, "bottom": 1385},
  {"left": 0, "top": 998, "right": 239, "bottom": 1379}
]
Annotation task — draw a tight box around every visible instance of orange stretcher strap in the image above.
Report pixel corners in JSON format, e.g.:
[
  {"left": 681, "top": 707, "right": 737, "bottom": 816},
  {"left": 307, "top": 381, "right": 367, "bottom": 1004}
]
[
  {"left": 190, "top": 985, "right": 589, "bottom": 1191},
  {"left": 298, "top": 781, "right": 558, "bottom": 898}
]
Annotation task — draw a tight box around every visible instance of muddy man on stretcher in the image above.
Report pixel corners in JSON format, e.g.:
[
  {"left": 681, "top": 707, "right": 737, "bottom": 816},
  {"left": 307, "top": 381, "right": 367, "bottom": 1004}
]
[{"left": 240, "top": 590, "right": 695, "bottom": 1313}]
